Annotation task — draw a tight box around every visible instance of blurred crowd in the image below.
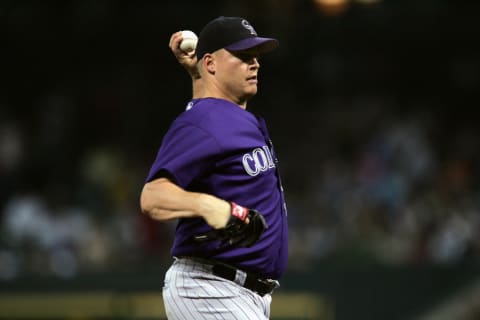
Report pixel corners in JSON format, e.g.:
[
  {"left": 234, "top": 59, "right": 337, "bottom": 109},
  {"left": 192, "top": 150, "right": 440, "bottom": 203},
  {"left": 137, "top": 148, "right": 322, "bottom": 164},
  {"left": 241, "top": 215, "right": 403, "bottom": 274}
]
[
  {"left": 1, "top": 96, "right": 479, "bottom": 280},
  {"left": 283, "top": 99, "right": 480, "bottom": 270},
  {"left": 1, "top": 0, "right": 479, "bottom": 280}
]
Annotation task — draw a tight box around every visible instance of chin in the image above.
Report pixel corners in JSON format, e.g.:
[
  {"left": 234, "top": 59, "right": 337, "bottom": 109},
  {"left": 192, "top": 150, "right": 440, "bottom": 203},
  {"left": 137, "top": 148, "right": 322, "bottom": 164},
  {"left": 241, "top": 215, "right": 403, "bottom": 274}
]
[{"left": 246, "top": 87, "right": 258, "bottom": 97}]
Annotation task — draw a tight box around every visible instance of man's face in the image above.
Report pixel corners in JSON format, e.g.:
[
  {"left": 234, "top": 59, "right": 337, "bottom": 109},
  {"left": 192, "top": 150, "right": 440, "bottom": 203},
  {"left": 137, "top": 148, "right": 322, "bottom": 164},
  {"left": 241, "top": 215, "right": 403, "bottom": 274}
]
[{"left": 213, "top": 47, "right": 261, "bottom": 105}]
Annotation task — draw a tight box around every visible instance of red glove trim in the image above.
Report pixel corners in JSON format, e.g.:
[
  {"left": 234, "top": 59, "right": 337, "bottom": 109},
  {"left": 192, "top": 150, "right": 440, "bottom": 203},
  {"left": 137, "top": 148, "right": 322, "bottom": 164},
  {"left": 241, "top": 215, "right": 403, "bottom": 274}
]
[{"left": 231, "top": 202, "right": 248, "bottom": 221}]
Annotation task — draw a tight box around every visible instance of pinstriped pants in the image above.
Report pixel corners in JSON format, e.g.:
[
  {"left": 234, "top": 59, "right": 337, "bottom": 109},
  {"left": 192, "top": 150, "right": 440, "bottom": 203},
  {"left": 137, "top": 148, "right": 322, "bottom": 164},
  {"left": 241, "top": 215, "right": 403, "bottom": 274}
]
[{"left": 163, "top": 257, "right": 272, "bottom": 319}]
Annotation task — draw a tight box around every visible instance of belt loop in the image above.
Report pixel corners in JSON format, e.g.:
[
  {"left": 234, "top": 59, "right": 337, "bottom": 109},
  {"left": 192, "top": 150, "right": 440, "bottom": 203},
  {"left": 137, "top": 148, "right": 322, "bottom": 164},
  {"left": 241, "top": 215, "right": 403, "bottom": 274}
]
[{"left": 234, "top": 269, "right": 247, "bottom": 286}]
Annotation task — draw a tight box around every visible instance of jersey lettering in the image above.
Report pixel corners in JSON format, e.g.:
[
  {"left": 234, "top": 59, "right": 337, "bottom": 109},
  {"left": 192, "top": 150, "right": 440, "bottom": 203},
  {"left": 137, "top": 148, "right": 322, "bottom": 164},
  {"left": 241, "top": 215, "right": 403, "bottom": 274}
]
[{"left": 242, "top": 147, "right": 276, "bottom": 176}]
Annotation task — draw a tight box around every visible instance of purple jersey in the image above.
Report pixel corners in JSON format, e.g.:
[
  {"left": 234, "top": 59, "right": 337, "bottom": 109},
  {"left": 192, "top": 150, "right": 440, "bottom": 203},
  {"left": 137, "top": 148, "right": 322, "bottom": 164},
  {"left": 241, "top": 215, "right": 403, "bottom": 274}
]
[{"left": 146, "top": 98, "right": 288, "bottom": 279}]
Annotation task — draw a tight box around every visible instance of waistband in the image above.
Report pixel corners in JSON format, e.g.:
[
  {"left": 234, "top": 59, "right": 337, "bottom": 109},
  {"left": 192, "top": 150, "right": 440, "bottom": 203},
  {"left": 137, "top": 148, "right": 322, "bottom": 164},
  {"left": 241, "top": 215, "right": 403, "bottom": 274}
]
[{"left": 176, "top": 256, "right": 280, "bottom": 297}]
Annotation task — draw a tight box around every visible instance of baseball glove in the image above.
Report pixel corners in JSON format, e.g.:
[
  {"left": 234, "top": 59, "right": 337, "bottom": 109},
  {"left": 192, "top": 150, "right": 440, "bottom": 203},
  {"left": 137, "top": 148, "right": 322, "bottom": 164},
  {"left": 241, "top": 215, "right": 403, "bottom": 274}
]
[{"left": 194, "top": 202, "right": 268, "bottom": 248}]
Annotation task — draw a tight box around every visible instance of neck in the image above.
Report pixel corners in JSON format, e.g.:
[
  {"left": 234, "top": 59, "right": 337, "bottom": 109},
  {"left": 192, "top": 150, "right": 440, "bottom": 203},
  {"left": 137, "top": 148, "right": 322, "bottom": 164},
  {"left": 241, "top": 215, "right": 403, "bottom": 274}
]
[{"left": 203, "top": 84, "right": 248, "bottom": 109}]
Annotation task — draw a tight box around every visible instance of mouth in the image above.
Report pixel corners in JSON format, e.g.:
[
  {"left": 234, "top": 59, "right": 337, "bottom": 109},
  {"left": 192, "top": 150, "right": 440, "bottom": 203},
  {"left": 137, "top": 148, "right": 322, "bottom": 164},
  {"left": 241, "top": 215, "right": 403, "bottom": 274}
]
[{"left": 246, "top": 75, "right": 258, "bottom": 84}]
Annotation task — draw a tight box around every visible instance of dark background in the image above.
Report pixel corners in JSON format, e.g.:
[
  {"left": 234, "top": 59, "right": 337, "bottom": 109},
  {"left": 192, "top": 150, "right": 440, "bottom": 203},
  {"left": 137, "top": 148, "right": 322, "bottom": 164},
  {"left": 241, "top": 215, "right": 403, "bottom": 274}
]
[{"left": 1, "top": 1, "right": 479, "bottom": 319}]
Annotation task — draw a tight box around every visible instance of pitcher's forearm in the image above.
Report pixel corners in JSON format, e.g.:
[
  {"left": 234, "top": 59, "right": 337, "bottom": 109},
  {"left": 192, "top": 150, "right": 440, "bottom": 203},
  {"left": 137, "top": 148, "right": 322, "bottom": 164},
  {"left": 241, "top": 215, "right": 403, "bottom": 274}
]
[{"left": 140, "top": 178, "right": 230, "bottom": 227}]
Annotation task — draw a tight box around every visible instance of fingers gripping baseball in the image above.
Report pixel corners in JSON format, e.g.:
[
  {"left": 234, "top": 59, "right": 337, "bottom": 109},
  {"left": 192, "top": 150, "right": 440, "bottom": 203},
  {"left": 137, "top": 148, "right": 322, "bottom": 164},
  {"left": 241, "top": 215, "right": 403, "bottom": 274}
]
[
  {"left": 169, "top": 31, "right": 199, "bottom": 78},
  {"left": 194, "top": 202, "right": 268, "bottom": 248}
]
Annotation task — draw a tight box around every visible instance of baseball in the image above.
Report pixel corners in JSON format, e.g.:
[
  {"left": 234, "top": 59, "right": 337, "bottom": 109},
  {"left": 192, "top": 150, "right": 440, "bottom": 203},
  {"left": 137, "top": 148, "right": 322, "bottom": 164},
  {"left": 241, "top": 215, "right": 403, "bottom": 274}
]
[{"left": 180, "top": 30, "right": 198, "bottom": 52}]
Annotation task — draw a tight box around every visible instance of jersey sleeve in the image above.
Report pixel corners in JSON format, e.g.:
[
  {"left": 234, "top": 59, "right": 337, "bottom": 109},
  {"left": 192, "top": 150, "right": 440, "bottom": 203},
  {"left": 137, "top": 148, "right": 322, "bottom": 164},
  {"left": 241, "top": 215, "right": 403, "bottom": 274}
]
[{"left": 145, "top": 121, "right": 221, "bottom": 189}]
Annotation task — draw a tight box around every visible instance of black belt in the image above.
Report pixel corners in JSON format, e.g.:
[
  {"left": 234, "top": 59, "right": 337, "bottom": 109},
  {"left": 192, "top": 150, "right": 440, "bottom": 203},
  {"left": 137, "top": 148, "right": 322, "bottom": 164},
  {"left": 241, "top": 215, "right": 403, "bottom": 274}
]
[{"left": 182, "top": 257, "right": 279, "bottom": 296}]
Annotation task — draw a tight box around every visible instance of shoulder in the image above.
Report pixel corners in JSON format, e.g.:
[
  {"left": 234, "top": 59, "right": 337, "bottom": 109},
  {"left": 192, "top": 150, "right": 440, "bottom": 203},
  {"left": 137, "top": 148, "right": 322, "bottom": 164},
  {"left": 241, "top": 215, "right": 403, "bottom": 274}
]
[
  {"left": 177, "top": 98, "right": 256, "bottom": 129},
  {"left": 169, "top": 99, "right": 261, "bottom": 149}
]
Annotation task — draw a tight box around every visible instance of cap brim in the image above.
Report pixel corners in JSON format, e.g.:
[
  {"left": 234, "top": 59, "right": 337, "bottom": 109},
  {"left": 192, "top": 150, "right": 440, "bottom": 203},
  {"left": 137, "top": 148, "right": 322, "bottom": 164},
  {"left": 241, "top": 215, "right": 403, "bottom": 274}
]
[{"left": 225, "top": 37, "right": 279, "bottom": 53}]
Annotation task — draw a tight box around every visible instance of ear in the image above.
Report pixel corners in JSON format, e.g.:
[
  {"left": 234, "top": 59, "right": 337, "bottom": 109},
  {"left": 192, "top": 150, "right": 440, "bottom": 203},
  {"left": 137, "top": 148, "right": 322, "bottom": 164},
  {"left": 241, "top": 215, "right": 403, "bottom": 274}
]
[{"left": 203, "top": 53, "right": 216, "bottom": 74}]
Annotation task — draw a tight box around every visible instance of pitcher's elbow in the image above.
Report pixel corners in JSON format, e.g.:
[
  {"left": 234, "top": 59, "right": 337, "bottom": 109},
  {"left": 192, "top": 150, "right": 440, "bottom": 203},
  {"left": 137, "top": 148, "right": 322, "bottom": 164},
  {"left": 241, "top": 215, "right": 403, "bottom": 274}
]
[{"left": 140, "top": 185, "right": 153, "bottom": 215}]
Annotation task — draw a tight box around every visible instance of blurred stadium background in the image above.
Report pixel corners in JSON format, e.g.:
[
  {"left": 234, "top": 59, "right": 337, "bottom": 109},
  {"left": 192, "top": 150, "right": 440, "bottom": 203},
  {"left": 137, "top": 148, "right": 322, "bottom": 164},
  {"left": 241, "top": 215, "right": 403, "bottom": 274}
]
[{"left": 1, "top": 0, "right": 479, "bottom": 319}]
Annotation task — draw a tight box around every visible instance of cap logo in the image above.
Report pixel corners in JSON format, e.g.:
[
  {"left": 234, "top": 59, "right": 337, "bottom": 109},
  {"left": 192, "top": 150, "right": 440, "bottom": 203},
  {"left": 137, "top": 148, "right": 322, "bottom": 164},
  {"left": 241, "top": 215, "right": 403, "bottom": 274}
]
[{"left": 241, "top": 19, "right": 257, "bottom": 36}]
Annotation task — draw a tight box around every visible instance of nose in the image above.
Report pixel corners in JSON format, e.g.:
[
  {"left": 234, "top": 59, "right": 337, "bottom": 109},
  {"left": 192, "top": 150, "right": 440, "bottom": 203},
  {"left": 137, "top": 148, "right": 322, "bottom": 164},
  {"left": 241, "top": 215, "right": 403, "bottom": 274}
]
[{"left": 250, "top": 57, "right": 260, "bottom": 69}]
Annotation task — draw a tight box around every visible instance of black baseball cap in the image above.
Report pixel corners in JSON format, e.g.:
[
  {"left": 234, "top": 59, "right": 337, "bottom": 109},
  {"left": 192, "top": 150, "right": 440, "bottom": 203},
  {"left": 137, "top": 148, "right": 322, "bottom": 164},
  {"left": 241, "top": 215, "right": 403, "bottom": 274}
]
[{"left": 196, "top": 16, "right": 279, "bottom": 59}]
